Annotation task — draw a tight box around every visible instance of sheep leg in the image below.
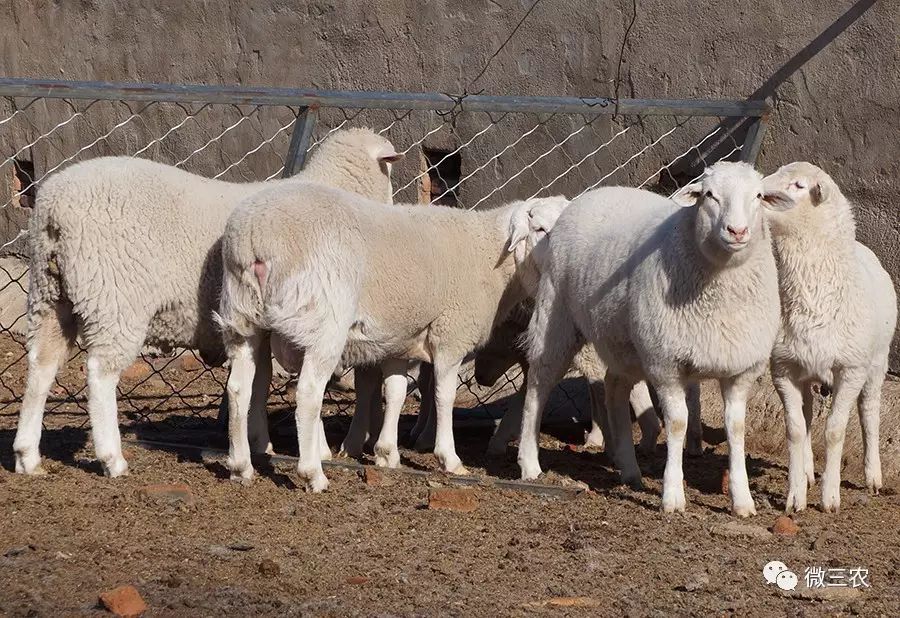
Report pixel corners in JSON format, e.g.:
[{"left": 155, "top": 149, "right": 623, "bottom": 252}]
[
  {"left": 821, "top": 368, "right": 867, "bottom": 513},
  {"left": 719, "top": 373, "right": 757, "bottom": 517},
  {"left": 365, "top": 372, "right": 386, "bottom": 452},
  {"left": 685, "top": 381, "right": 703, "bottom": 456},
  {"left": 247, "top": 333, "right": 274, "bottom": 455},
  {"left": 224, "top": 332, "right": 264, "bottom": 482},
  {"left": 583, "top": 379, "right": 607, "bottom": 451},
  {"left": 410, "top": 363, "right": 436, "bottom": 450},
  {"left": 654, "top": 380, "right": 691, "bottom": 513},
  {"left": 633, "top": 381, "right": 660, "bottom": 455},
  {"left": 486, "top": 381, "right": 526, "bottom": 456},
  {"left": 606, "top": 374, "right": 642, "bottom": 488},
  {"left": 432, "top": 356, "right": 466, "bottom": 474},
  {"left": 518, "top": 279, "right": 579, "bottom": 480},
  {"left": 801, "top": 383, "right": 815, "bottom": 487},
  {"left": 340, "top": 366, "right": 380, "bottom": 458},
  {"left": 374, "top": 358, "right": 410, "bottom": 468},
  {"left": 773, "top": 375, "right": 808, "bottom": 513},
  {"left": 14, "top": 302, "right": 76, "bottom": 475},
  {"left": 293, "top": 349, "right": 340, "bottom": 493},
  {"left": 85, "top": 354, "right": 130, "bottom": 478},
  {"left": 857, "top": 370, "right": 885, "bottom": 495}
]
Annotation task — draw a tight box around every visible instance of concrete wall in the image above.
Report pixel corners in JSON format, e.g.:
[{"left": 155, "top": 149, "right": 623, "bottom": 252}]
[{"left": 1, "top": 0, "right": 898, "bottom": 367}]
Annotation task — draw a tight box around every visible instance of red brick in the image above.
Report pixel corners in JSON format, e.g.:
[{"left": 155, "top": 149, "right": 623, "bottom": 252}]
[
  {"left": 427, "top": 488, "right": 478, "bottom": 513},
  {"left": 99, "top": 585, "right": 147, "bottom": 617},
  {"left": 359, "top": 467, "right": 384, "bottom": 487},
  {"left": 771, "top": 515, "right": 800, "bottom": 536},
  {"left": 179, "top": 353, "right": 204, "bottom": 372},
  {"left": 120, "top": 361, "right": 152, "bottom": 382},
  {"left": 137, "top": 483, "right": 195, "bottom": 506}
]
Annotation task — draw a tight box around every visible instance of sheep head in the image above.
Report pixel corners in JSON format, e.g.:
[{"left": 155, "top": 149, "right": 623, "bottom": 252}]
[
  {"left": 304, "top": 127, "right": 404, "bottom": 205},
  {"left": 506, "top": 195, "right": 570, "bottom": 294},
  {"left": 672, "top": 161, "right": 794, "bottom": 266}
]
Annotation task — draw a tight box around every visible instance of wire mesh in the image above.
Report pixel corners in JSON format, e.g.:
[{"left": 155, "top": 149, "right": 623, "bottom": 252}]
[{"left": 0, "top": 84, "right": 754, "bottom": 439}]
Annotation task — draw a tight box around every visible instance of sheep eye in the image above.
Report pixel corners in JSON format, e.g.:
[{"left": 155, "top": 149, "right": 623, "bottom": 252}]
[
  {"left": 705, "top": 190, "right": 713, "bottom": 198},
  {"left": 756, "top": 193, "right": 762, "bottom": 199},
  {"left": 793, "top": 181, "right": 807, "bottom": 190}
]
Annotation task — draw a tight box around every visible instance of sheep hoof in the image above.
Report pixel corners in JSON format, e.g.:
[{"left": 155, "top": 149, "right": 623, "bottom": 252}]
[
  {"left": 449, "top": 464, "right": 470, "bottom": 476},
  {"left": 519, "top": 461, "right": 543, "bottom": 481},
  {"left": 621, "top": 473, "right": 644, "bottom": 491},
  {"left": 227, "top": 458, "right": 255, "bottom": 484},
  {"left": 783, "top": 491, "right": 807, "bottom": 514},
  {"left": 731, "top": 501, "right": 757, "bottom": 518},
  {"left": 820, "top": 492, "right": 841, "bottom": 514},
  {"left": 298, "top": 467, "right": 329, "bottom": 493},
  {"left": 583, "top": 431, "right": 605, "bottom": 450},
  {"left": 866, "top": 473, "right": 882, "bottom": 496},
  {"left": 14, "top": 452, "right": 46, "bottom": 476},
  {"left": 660, "top": 490, "right": 687, "bottom": 513},
  {"left": 338, "top": 442, "right": 364, "bottom": 459},
  {"left": 374, "top": 445, "right": 401, "bottom": 469},
  {"left": 102, "top": 456, "right": 130, "bottom": 478}
]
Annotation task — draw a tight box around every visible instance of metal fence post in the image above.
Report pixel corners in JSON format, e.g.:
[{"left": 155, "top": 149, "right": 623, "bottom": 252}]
[
  {"left": 282, "top": 105, "right": 319, "bottom": 177},
  {"left": 738, "top": 100, "right": 771, "bottom": 165}
]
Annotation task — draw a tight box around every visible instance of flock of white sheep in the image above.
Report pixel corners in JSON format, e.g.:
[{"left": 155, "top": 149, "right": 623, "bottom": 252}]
[{"left": 11, "top": 127, "right": 897, "bottom": 516}]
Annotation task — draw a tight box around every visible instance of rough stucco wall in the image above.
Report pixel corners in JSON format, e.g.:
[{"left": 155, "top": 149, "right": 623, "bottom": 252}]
[{"left": 0, "top": 0, "right": 898, "bottom": 368}]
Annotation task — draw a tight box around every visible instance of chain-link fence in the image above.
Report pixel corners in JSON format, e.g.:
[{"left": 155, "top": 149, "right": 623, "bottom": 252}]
[{"left": 0, "top": 78, "right": 769, "bottom": 440}]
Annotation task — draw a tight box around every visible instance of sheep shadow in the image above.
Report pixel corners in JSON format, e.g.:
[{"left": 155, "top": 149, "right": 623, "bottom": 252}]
[{"left": 0, "top": 425, "right": 90, "bottom": 473}]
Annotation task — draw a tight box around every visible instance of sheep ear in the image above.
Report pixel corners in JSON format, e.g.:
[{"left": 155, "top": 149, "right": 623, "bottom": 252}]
[
  {"left": 377, "top": 147, "right": 404, "bottom": 163},
  {"left": 507, "top": 209, "right": 530, "bottom": 252},
  {"left": 762, "top": 189, "right": 795, "bottom": 212},
  {"left": 671, "top": 183, "right": 702, "bottom": 207},
  {"left": 810, "top": 181, "right": 829, "bottom": 206}
]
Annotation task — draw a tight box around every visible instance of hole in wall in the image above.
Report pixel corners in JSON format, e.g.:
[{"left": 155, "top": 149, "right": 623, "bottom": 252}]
[
  {"left": 12, "top": 158, "right": 36, "bottom": 208},
  {"left": 420, "top": 147, "right": 461, "bottom": 207}
]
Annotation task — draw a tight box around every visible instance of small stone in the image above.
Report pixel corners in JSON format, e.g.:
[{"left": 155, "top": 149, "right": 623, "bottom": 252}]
[
  {"left": 208, "top": 545, "right": 231, "bottom": 557},
  {"left": 427, "top": 488, "right": 478, "bottom": 513},
  {"left": 771, "top": 515, "right": 800, "bottom": 536},
  {"left": 98, "top": 585, "right": 147, "bottom": 617},
  {"left": 426, "top": 480, "right": 443, "bottom": 489},
  {"left": 4, "top": 545, "right": 31, "bottom": 557},
  {"left": 258, "top": 559, "right": 280, "bottom": 577},
  {"left": 850, "top": 492, "right": 869, "bottom": 507},
  {"left": 709, "top": 521, "right": 773, "bottom": 539},
  {"left": 346, "top": 576, "right": 369, "bottom": 585},
  {"left": 359, "top": 467, "right": 384, "bottom": 487},
  {"left": 162, "top": 574, "right": 183, "bottom": 588},
  {"left": 561, "top": 537, "right": 583, "bottom": 552},
  {"left": 680, "top": 571, "right": 710, "bottom": 592},
  {"left": 228, "top": 541, "right": 254, "bottom": 551},
  {"left": 811, "top": 532, "right": 830, "bottom": 551},
  {"left": 120, "top": 362, "right": 152, "bottom": 382},
  {"left": 179, "top": 354, "right": 204, "bottom": 372},
  {"left": 136, "top": 483, "right": 195, "bottom": 507},
  {"left": 720, "top": 469, "right": 730, "bottom": 495},
  {"left": 525, "top": 597, "right": 601, "bottom": 608}
]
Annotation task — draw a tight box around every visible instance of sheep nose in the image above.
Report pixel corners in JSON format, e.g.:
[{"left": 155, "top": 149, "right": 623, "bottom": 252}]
[{"left": 726, "top": 225, "right": 748, "bottom": 241}]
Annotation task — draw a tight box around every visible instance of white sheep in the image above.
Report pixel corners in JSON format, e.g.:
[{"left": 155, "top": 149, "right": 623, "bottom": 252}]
[
  {"left": 763, "top": 162, "right": 897, "bottom": 513},
  {"left": 470, "top": 307, "right": 665, "bottom": 456},
  {"left": 216, "top": 184, "right": 568, "bottom": 491},
  {"left": 13, "top": 129, "right": 401, "bottom": 477},
  {"left": 517, "top": 162, "right": 795, "bottom": 516}
]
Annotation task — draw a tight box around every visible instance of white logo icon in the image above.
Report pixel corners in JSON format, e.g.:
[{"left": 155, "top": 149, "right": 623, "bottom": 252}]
[
  {"left": 776, "top": 570, "right": 799, "bottom": 591},
  {"left": 763, "top": 560, "right": 798, "bottom": 591}
]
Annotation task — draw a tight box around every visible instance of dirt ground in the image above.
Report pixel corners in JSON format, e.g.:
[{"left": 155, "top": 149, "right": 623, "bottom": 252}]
[{"left": 1, "top": 334, "right": 900, "bottom": 616}]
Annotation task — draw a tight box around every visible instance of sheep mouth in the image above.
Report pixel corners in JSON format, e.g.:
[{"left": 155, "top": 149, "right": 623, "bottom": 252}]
[{"left": 720, "top": 238, "right": 750, "bottom": 252}]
